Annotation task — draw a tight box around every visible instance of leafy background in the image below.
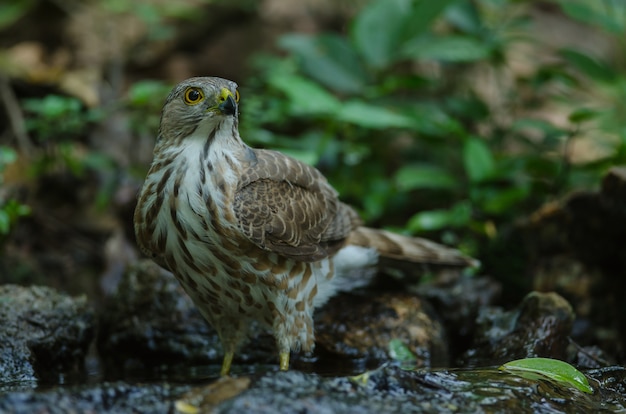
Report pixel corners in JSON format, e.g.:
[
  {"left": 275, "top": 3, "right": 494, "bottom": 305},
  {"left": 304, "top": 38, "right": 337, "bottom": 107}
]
[{"left": 0, "top": 0, "right": 625, "bottom": 354}]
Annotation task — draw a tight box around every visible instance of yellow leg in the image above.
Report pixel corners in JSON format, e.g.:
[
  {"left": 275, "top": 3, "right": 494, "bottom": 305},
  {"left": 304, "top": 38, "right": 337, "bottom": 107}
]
[
  {"left": 279, "top": 351, "right": 290, "bottom": 371},
  {"left": 220, "top": 351, "right": 234, "bottom": 376}
]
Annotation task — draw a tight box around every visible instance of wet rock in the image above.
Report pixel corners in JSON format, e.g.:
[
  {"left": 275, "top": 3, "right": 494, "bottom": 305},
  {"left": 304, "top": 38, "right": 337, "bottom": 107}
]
[
  {"left": 0, "top": 381, "right": 191, "bottom": 414},
  {"left": 314, "top": 292, "right": 448, "bottom": 370},
  {"left": 213, "top": 365, "right": 625, "bottom": 413},
  {"left": 97, "top": 260, "right": 223, "bottom": 372},
  {"left": 460, "top": 291, "right": 575, "bottom": 366},
  {"left": 0, "top": 285, "right": 94, "bottom": 385},
  {"left": 414, "top": 274, "right": 501, "bottom": 360},
  {"left": 522, "top": 166, "right": 626, "bottom": 360},
  {"left": 572, "top": 345, "right": 614, "bottom": 369},
  {"left": 1, "top": 365, "right": 625, "bottom": 413},
  {"left": 97, "top": 259, "right": 279, "bottom": 374},
  {"left": 104, "top": 260, "right": 459, "bottom": 376}
]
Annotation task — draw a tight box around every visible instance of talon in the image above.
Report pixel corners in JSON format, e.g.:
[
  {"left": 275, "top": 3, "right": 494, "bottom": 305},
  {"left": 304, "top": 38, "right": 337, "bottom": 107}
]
[
  {"left": 221, "top": 351, "right": 234, "bottom": 376},
  {"left": 279, "top": 351, "right": 290, "bottom": 371}
]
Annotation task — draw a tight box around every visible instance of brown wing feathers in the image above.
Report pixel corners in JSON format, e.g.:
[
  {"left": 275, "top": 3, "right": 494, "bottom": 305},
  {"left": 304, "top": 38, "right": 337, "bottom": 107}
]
[
  {"left": 233, "top": 148, "right": 477, "bottom": 268},
  {"left": 234, "top": 149, "right": 357, "bottom": 261}
]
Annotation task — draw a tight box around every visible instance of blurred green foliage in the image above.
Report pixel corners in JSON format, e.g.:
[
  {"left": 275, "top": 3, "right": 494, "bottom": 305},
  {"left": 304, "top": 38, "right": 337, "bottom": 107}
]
[
  {"left": 21, "top": 95, "right": 104, "bottom": 176},
  {"left": 4, "top": 0, "right": 626, "bottom": 260},
  {"left": 0, "top": 147, "right": 30, "bottom": 235},
  {"left": 125, "top": 80, "right": 173, "bottom": 138},
  {"left": 240, "top": 0, "right": 626, "bottom": 256},
  {"left": 0, "top": 0, "right": 35, "bottom": 30},
  {"left": 22, "top": 95, "right": 101, "bottom": 143}
]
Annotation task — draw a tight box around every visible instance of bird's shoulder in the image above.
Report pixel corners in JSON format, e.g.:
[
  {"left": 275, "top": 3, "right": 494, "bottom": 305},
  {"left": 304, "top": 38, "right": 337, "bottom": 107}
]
[{"left": 237, "top": 148, "right": 336, "bottom": 197}]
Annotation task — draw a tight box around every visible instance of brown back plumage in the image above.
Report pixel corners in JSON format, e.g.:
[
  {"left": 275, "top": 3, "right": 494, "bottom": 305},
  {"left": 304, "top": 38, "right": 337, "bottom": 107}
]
[{"left": 234, "top": 148, "right": 360, "bottom": 261}]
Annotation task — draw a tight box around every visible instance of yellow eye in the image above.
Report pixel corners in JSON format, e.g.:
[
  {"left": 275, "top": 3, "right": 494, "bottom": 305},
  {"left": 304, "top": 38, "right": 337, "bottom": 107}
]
[
  {"left": 184, "top": 87, "right": 204, "bottom": 105},
  {"left": 235, "top": 89, "right": 240, "bottom": 103}
]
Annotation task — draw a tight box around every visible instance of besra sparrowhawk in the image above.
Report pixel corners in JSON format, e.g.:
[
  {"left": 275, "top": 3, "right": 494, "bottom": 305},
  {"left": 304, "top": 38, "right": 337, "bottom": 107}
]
[{"left": 134, "top": 77, "right": 476, "bottom": 375}]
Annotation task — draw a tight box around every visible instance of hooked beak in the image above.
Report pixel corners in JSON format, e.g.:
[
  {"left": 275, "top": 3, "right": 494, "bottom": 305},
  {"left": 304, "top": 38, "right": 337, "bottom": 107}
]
[{"left": 218, "top": 94, "right": 237, "bottom": 116}]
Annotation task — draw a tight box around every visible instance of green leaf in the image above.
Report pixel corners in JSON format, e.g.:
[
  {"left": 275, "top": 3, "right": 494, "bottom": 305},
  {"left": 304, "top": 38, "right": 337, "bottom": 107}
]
[
  {"left": 568, "top": 108, "right": 602, "bottom": 123},
  {"left": 558, "top": 0, "right": 625, "bottom": 33},
  {"left": 478, "top": 185, "right": 530, "bottom": 214},
  {"left": 351, "top": 0, "right": 410, "bottom": 69},
  {"left": 268, "top": 73, "right": 341, "bottom": 116},
  {"left": 0, "top": 210, "right": 9, "bottom": 234},
  {"left": 388, "top": 339, "right": 417, "bottom": 363},
  {"left": 500, "top": 358, "right": 593, "bottom": 394},
  {"left": 560, "top": 49, "right": 616, "bottom": 83},
  {"left": 394, "top": 164, "right": 457, "bottom": 191},
  {"left": 407, "top": 201, "right": 472, "bottom": 232},
  {"left": 336, "top": 100, "right": 416, "bottom": 129},
  {"left": 511, "top": 118, "right": 566, "bottom": 136},
  {"left": 463, "top": 137, "right": 495, "bottom": 183},
  {"left": 0, "top": 146, "right": 17, "bottom": 168},
  {"left": 0, "top": 0, "right": 35, "bottom": 30},
  {"left": 403, "top": 35, "right": 492, "bottom": 62},
  {"left": 400, "top": 0, "right": 460, "bottom": 42},
  {"left": 352, "top": 0, "right": 458, "bottom": 68},
  {"left": 127, "top": 80, "right": 171, "bottom": 106},
  {"left": 444, "top": 1, "right": 482, "bottom": 34},
  {"left": 279, "top": 34, "right": 368, "bottom": 94}
]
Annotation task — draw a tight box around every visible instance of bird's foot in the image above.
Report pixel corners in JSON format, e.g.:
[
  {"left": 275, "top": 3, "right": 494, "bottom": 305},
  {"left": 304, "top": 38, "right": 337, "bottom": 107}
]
[
  {"left": 279, "top": 351, "right": 290, "bottom": 371},
  {"left": 220, "top": 351, "right": 234, "bottom": 376}
]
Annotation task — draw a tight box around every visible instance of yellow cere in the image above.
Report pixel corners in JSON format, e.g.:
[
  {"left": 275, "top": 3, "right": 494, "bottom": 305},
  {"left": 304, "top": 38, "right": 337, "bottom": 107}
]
[{"left": 219, "top": 87, "right": 239, "bottom": 103}]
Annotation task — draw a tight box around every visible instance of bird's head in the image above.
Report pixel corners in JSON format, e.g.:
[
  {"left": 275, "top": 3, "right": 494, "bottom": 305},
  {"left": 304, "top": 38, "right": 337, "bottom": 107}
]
[{"left": 158, "top": 77, "right": 240, "bottom": 142}]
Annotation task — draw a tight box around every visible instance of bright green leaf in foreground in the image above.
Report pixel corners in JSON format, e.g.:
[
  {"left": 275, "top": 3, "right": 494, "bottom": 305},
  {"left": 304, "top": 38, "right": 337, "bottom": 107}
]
[{"left": 500, "top": 358, "right": 593, "bottom": 394}]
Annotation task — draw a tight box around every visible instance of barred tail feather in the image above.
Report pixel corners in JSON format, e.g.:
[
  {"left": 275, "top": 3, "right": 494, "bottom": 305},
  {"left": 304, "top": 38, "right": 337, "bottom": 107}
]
[{"left": 346, "top": 227, "right": 479, "bottom": 275}]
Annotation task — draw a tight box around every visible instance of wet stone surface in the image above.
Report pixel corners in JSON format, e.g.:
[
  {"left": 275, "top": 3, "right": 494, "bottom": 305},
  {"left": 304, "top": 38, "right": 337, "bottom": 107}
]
[
  {"left": 460, "top": 291, "right": 575, "bottom": 367},
  {"left": 315, "top": 292, "right": 449, "bottom": 369},
  {"left": 517, "top": 166, "right": 626, "bottom": 359},
  {"left": 97, "top": 260, "right": 222, "bottom": 370},
  {"left": 1, "top": 249, "right": 624, "bottom": 413},
  {"left": 0, "top": 285, "right": 94, "bottom": 386},
  {"left": 0, "top": 381, "right": 191, "bottom": 414},
  {"left": 97, "top": 260, "right": 282, "bottom": 373},
  {"left": 211, "top": 365, "right": 626, "bottom": 413},
  {"left": 414, "top": 274, "right": 501, "bottom": 358},
  {"left": 96, "top": 260, "right": 455, "bottom": 375},
  {"left": 2, "top": 365, "right": 624, "bottom": 413}
]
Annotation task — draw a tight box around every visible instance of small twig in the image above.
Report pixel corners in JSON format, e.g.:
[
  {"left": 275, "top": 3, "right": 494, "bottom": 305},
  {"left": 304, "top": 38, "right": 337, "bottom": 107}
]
[{"left": 0, "top": 75, "right": 34, "bottom": 154}]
